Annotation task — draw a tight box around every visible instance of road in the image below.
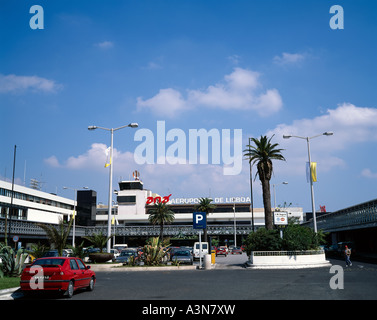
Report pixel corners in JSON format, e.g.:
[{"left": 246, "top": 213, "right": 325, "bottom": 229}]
[{"left": 17, "top": 253, "right": 377, "bottom": 302}]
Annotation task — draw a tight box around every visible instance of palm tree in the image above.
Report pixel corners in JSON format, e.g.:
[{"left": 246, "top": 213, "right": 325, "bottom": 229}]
[
  {"left": 83, "top": 232, "right": 112, "bottom": 253},
  {"left": 244, "top": 135, "right": 285, "bottom": 230},
  {"left": 148, "top": 202, "right": 175, "bottom": 243},
  {"left": 37, "top": 217, "right": 73, "bottom": 256},
  {"left": 195, "top": 197, "right": 216, "bottom": 243}
]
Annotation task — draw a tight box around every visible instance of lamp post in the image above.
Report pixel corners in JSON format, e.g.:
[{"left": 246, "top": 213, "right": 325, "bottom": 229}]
[
  {"left": 63, "top": 186, "right": 88, "bottom": 247},
  {"left": 88, "top": 123, "right": 138, "bottom": 253},
  {"left": 283, "top": 132, "right": 333, "bottom": 233},
  {"left": 248, "top": 137, "right": 255, "bottom": 232},
  {"left": 232, "top": 197, "right": 237, "bottom": 248}
]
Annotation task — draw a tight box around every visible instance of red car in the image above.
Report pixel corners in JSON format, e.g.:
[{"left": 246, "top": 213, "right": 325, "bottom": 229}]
[
  {"left": 231, "top": 247, "right": 243, "bottom": 254},
  {"left": 20, "top": 257, "right": 96, "bottom": 298},
  {"left": 216, "top": 246, "right": 228, "bottom": 257}
]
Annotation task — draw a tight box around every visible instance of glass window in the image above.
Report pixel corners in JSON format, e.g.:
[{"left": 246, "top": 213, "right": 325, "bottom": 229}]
[
  {"left": 70, "top": 259, "right": 79, "bottom": 270},
  {"left": 76, "top": 259, "right": 86, "bottom": 270}
]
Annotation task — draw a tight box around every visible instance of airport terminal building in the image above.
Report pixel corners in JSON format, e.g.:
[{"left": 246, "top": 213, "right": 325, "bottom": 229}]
[{"left": 0, "top": 178, "right": 304, "bottom": 246}]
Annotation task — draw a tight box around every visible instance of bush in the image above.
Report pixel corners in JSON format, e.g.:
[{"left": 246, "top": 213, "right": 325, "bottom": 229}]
[
  {"left": 282, "top": 224, "right": 314, "bottom": 250},
  {"left": 244, "top": 223, "right": 327, "bottom": 253},
  {"left": 244, "top": 228, "right": 282, "bottom": 254}
]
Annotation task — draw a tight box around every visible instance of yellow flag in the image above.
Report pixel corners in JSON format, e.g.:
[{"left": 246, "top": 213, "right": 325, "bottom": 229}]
[
  {"left": 105, "top": 147, "right": 111, "bottom": 168},
  {"left": 111, "top": 216, "right": 115, "bottom": 225},
  {"left": 72, "top": 210, "right": 75, "bottom": 220},
  {"left": 311, "top": 162, "right": 317, "bottom": 182}
]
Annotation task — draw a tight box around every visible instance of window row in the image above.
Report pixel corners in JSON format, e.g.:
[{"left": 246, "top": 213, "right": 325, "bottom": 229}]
[{"left": 0, "top": 188, "right": 73, "bottom": 210}]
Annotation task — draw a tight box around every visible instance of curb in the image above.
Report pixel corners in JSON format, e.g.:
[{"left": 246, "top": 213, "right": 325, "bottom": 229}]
[
  {"left": 0, "top": 287, "right": 20, "bottom": 300},
  {"left": 245, "top": 260, "right": 333, "bottom": 269},
  {"left": 89, "top": 264, "right": 197, "bottom": 271}
]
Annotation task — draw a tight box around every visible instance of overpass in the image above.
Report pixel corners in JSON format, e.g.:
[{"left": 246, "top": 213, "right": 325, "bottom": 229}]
[
  {"left": 2, "top": 198, "right": 377, "bottom": 253},
  {"left": 0, "top": 218, "right": 252, "bottom": 245},
  {"left": 303, "top": 198, "right": 377, "bottom": 232}
]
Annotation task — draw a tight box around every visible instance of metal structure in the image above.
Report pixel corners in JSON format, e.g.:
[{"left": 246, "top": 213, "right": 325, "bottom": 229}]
[
  {"left": 302, "top": 198, "right": 377, "bottom": 232},
  {"left": 3, "top": 198, "right": 377, "bottom": 241}
]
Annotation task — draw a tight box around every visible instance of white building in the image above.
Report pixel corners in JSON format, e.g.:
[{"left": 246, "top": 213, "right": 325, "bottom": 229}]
[
  {"left": 0, "top": 180, "right": 75, "bottom": 225},
  {"left": 97, "top": 180, "right": 304, "bottom": 227}
]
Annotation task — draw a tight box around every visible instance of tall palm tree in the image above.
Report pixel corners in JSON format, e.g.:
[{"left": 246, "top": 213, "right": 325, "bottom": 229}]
[
  {"left": 148, "top": 202, "right": 175, "bottom": 243},
  {"left": 195, "top": 197, "right": 216, "bottom": 243},
  {"left": 37, "top": 217, "right": 73, "bottom": 256},
  {"left": 244, "top": 135, "right": 285, "bottom": 230}
]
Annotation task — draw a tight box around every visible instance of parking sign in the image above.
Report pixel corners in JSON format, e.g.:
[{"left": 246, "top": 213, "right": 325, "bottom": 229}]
[{"left": 193, "top": 212, "right": 206, "bottom": 229}]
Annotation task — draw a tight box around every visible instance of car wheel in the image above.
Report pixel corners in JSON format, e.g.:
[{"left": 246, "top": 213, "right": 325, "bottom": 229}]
[
  {"left": 66, "top": 280, "right": 74, "bottom": 298},
  {"left": 87, "top": 277, "right": 95, "bottom": 291}
]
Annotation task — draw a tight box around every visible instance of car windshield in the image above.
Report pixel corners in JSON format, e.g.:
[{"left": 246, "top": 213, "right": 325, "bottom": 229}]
[
  {"left": 120, "top": 251, "right": 135, "bottom": 256},
  {"left": 32, "top": 258, "right": 65, "bottom": 266},
  {"left": 176, "top": 251, "right": 190, "bottom": 256}
]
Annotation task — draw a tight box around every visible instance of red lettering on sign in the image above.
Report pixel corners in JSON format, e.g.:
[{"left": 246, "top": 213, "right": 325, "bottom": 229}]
[{"left": 146, "top": 194, "right": 172, "bottom": 205}]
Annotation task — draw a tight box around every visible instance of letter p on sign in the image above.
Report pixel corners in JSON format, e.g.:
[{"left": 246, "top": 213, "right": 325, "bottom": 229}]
[{"left": 193, "top": 212, "right": 206, "bottom": 229}]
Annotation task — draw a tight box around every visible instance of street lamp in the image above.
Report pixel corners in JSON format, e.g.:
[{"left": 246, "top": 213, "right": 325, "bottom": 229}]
[
  {"left": 88, "top": 123, "right": 138, "bottom": 253},
  {"left": 63, "top": 186, "right": 88, "bottom": 247},
  {"left": 273, "top": 182, "right": 288, "bottom": 209},
  {"left": 232, "top": 197, "right": 237, "bottom": 248},
  {"left": 283, "top": 132, "right": 333, "bottom": 232}
]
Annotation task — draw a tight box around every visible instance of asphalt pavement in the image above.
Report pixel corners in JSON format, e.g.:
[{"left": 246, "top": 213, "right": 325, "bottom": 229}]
[{"left": 4, "top": 253, "right": 377, "bottom": 302}]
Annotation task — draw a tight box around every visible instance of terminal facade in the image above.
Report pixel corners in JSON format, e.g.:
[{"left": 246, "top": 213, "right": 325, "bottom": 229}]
[{"left": 0, "top": 178, "right": 304, "bottom": 247}]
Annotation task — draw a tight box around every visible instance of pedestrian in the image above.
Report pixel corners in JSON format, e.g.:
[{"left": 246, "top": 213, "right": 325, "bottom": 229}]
[{"left": 344, "top": 245, "right": 352, "bottom": 267}]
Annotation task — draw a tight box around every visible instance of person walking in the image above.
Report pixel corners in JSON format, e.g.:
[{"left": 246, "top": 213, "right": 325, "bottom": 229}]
[{"left": 345, "top": 245, "right": 352, "bottom": 267}]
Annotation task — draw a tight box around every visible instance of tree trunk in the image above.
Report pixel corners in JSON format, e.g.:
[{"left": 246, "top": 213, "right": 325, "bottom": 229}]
[
  {"left": 261, "top": 178, "right": 273, "bottom": 230},
  {"left": 160, "top": 223, "right": 164, "bottom": 243}
]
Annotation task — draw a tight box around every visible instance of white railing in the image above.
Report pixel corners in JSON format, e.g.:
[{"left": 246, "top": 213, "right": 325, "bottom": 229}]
[{"left": 252, "top": 250, "right": 324, "bottom": 256}]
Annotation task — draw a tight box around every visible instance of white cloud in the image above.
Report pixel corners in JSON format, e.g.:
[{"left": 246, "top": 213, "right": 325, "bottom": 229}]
[
  {"left": 137, "top": 88, "right": 188, "bottom": 118},
  {"left": 361, "top": 169, "right": 377, "bottom": 179},
  {"left": 136, "top": 68, "right": 283, "bottom": 118},
  {"left": 0, "top": 74, "right": 61, "bottom": 93},
  {"left": 267, "top": 103, "right": 377, "bottom": 176},
  {"left": 95, "top": 41, "right": 114, "bottom": 49},
  {"left": 273, "top": 52, "right": 305, "bottom": 65},
  {"left": 45, "top": 143, "right": 126, "bottom": 170}
]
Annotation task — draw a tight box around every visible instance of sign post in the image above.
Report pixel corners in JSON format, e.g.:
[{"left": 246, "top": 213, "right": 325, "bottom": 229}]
[
  {"left": 274, "top": 211, "right": 288, "bottom": 239},
  {"left": 193, "top": 212, "right": 206, "bottom": 269}
]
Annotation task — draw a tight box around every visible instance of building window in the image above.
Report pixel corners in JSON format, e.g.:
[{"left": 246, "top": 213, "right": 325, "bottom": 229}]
[{"left": 117, "top": 196, "right": 136, "bottom": 204}]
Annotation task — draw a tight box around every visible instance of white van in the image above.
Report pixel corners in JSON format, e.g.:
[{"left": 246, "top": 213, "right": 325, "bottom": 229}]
[{"left": 193, "top": 242, "right": 209, "bottom": 260}]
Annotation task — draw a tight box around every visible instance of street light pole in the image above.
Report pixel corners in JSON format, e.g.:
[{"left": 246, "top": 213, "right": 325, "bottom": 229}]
[
  {"left": 283, "top": 132, "right": 333, "bottom": 233},
  {"left": 248, "top": 137, "right": 255, "bottom": 232},
  {"left": 233, "top": 197, "right": 237, "bottom": 248},
  {"left": 88, "top": 123, "right": 138, "bottom": 253}
]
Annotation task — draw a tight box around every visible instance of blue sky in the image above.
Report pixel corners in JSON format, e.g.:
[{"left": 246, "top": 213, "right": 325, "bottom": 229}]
[{"left": 1, "top": 0, "right": 377, "bottom": 213}]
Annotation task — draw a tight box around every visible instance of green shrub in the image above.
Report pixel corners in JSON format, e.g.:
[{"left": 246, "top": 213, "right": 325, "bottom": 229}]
[
  {"left": 244, "top": 223, "right": 327, "bottom": 253},
  {"left": 244, "top": 228, "right": 282, "bottom": 254},
  {"left": 282, "top": 224, "right": 314, "bottom": 250},
  {"left": 0, "top": 244, "right": 28, "bottom": 278}
]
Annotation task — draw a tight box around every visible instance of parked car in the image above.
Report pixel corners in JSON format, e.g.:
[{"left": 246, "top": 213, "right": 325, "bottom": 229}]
[
  {"left": 231, "top": 247, "right": 242, "bottom": 254},
  {"left": 172, "top": 249, "right": 193, "bottom": 265},
  {"left": 193, "top": 242, "right": 209, "bottom": 260},
  {"left": 42, "top": 250, "right": 71, "bottom": 257},
  {"left": 20, "top": 257, "right": 96, "bottom": 298},
  {"left": 110, "top": 249, "right": 120, "bottom": 259},
  {"left": 115, "top": 249, "right": 138, "bottom": 264},
  {"left": 169, "top": 247, "right": 181, "bottom": 261},
  {"left": 216, "top": 246, "right": 228, "bottom": 257}
]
